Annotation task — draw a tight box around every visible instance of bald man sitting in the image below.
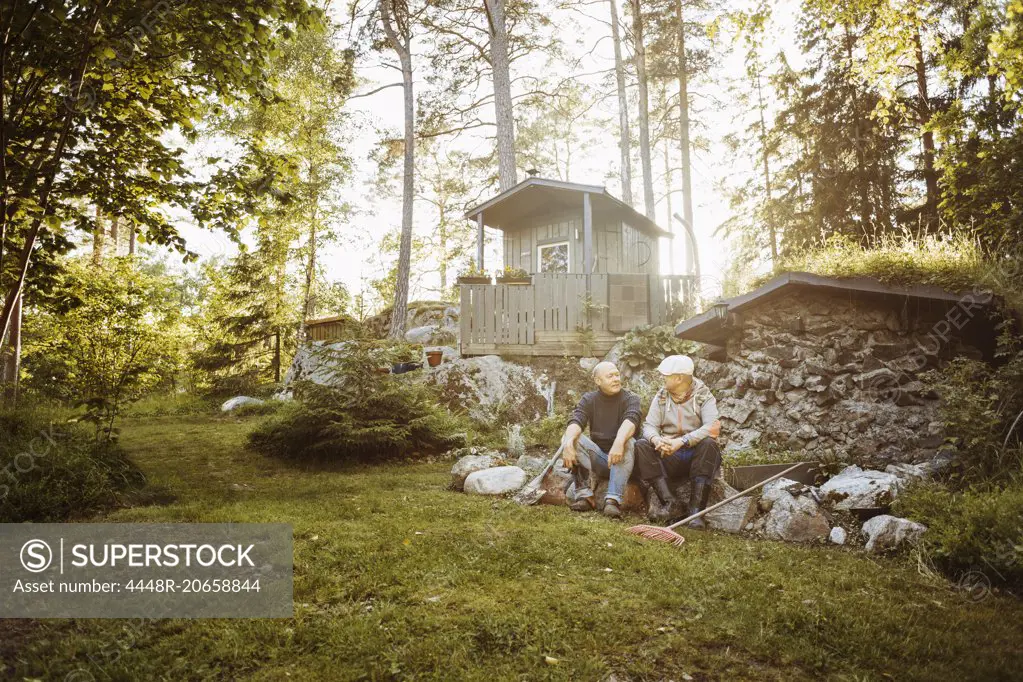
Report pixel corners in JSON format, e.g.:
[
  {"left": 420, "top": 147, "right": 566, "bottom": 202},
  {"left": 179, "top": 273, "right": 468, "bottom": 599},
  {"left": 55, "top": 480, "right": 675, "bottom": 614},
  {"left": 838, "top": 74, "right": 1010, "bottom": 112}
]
[{"left": 559, "top": 361, "right": 641, "bottom": 519}]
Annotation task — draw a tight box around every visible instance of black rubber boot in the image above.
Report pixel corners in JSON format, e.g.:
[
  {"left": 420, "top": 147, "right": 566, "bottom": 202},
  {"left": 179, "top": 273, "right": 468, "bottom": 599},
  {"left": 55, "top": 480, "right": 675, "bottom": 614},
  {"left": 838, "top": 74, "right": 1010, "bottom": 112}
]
[
  {"left": 651, "top": 476, "right": 677, "bottom": 506},
  {"left": 687, "top": 477, "right": 709, "bottom": 529}
]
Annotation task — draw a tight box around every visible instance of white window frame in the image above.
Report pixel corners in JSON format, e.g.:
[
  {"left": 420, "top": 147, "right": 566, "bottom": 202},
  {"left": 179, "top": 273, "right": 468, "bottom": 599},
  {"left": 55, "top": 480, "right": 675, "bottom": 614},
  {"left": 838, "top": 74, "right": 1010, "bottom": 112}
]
[{"left": 537, "top": 240, "right": 571, "bottom": 274}]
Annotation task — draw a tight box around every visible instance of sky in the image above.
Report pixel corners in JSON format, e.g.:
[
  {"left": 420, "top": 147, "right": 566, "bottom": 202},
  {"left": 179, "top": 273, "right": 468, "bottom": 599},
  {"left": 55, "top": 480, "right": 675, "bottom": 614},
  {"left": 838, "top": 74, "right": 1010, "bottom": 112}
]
[{"left": 175, "top": 0, "right": 801, "bottom": 312}]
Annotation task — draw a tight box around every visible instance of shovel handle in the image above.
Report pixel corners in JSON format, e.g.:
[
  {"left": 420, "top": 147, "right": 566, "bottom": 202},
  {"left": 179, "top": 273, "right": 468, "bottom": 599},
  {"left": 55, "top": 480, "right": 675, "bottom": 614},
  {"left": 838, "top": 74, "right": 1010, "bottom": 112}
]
[{"left": 665, "top": 463, "right": 808, "bottom": 531}]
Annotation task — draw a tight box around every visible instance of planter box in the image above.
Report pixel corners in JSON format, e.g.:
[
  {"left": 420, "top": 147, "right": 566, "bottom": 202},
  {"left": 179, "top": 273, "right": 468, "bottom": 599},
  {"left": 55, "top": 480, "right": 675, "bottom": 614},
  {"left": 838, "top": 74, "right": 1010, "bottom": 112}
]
[
  {"left": 457, "top": 276, "right": 491, "bottom": 285},
  {"left": 496, "top": 277, "right": 531, "bottom": 285}
]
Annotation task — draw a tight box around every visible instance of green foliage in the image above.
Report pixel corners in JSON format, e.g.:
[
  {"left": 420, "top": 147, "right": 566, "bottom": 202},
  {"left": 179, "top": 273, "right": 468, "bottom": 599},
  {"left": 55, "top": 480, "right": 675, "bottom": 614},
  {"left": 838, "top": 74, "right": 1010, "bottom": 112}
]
[
  {"left": 521, "top": 411, "right": 569, "bottom": 450},
  {"left": 0, "top": 409, "right": 148, "bottom": 522},
  {"left": 457, "top": 259, "right": 488, "bottom": 278},
  {"left": 248, "top": 342, "right": 466, "bottom": 463},
  {"left": 22, "top": 258, "right": 189, "bottom": 440},
  {"left": 497, "top": 265, "right": 529, "bottom": 279},
  {"left": 759, "top": 232, "right": 1023, "bottom": 313},
  {"left": 926, "top": 347, "right": 1023, "bottom": 484},
  {"left": 895, "top": 482, "right": 1023, "bottom": 586},
  {"left": 618, "top": 325, "right": 699, "bottom": 371}
]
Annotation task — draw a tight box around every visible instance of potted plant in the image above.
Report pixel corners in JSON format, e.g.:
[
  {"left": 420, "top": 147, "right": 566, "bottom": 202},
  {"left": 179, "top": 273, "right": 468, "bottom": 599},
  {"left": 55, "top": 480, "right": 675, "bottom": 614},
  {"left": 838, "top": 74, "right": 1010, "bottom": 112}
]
[
  {"left": 425, "top": 348, "right": 444, "bottom": 367},
  {"left": 495, "top": 265, "right": 531, "bottom": 285},
  {"left": 456, "top": 259, "right": 490, "bottom": 285}
]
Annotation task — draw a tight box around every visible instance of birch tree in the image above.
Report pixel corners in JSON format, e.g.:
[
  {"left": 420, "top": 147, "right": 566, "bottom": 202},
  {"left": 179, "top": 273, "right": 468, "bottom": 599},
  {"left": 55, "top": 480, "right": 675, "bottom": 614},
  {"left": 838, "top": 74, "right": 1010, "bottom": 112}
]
[{"left": 379, "top": 0, "right": 417, "bottom": 338}]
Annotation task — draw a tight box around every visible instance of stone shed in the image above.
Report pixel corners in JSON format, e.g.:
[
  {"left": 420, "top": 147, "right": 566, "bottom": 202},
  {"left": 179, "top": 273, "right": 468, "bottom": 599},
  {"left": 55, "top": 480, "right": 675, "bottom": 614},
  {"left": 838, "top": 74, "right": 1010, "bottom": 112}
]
[{"left": 674, "top": 272, "right": 1002, "bottom": 466}]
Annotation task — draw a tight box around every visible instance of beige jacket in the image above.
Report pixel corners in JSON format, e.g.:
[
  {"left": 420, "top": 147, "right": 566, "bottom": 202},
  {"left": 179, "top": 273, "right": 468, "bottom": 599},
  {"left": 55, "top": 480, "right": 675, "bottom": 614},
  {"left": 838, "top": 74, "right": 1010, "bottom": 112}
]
[{"left": 641, "top": 377, "right": 719, "bottom": 445}]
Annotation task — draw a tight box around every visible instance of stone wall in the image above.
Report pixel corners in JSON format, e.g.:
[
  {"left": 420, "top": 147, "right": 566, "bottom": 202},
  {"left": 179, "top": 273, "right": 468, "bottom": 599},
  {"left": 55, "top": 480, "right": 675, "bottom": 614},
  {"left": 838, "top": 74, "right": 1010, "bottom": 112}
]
[{"left": 696, "top": 289, "right": 984, "bottom": 467}]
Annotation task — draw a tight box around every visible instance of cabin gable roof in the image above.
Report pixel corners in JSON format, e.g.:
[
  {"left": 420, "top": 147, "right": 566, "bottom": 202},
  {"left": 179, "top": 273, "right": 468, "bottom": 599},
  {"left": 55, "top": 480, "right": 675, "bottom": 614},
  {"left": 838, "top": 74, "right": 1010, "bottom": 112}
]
[{"left": 464, "top": 177, "right": 672, "bottom": 239}]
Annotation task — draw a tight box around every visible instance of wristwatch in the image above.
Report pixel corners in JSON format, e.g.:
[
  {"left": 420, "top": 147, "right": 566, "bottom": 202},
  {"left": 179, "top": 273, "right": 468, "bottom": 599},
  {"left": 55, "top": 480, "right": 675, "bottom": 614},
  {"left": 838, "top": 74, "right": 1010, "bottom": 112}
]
[{"left": 680, "top": 435, "right": 691, "bottom": 449}]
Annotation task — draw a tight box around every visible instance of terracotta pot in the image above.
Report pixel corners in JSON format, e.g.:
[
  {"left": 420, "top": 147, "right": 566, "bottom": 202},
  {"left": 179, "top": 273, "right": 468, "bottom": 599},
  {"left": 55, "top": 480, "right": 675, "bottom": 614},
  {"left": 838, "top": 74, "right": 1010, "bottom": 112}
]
[
  {"left": 496, "top": 277, "right": 531, "bottom": 285},
  {"left": 426, "top": 350, "right": 443, "bottom": 367},
  {"left": 456, "top": 276, "right": 491, "bottom": 285}
]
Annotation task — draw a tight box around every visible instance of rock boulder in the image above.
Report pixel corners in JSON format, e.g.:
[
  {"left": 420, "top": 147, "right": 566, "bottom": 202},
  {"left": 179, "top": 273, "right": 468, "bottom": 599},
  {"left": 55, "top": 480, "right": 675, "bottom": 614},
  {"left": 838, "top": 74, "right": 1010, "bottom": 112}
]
[
  {"left": 451, "top": 452, "right": 503, "bottom": 490},
  {"left": 861, "top": 514, "right": 927, "bottom": 553},
  {"left": 463, "top": 466, "right": 528, "bottom": 496},
  {"left": 819, "top": 465, "right": 901, "bottom": 510}
]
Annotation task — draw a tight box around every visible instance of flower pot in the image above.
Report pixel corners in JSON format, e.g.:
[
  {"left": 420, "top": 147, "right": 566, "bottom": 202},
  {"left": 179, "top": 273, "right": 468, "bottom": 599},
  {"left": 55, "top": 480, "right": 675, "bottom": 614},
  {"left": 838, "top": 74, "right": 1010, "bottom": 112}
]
[
  {"left": 496, "top": 277, "right": 531, "bottom": 285},
  {"left": 426, "top": 350, "right": 443, "bottom": 367},
  {"left": 457, "top": 276, "right": 491, "bottom": 285}
]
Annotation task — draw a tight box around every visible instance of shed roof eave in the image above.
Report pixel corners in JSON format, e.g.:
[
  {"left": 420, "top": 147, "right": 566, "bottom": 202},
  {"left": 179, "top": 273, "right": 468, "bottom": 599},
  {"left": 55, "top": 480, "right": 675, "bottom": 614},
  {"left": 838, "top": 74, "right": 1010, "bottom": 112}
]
[{"left": 674, "top": 271, "right": 994, "bottom": 343}]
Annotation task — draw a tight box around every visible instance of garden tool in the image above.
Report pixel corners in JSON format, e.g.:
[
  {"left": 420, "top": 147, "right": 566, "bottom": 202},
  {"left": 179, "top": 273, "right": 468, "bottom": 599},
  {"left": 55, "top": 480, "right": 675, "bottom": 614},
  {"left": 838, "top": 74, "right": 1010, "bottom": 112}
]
[
  {"left": 513, "top": 444, "right": 565, "bottom": 506},
  {"left": 626, "top": 463, "right": 807, "bottom": 548}
]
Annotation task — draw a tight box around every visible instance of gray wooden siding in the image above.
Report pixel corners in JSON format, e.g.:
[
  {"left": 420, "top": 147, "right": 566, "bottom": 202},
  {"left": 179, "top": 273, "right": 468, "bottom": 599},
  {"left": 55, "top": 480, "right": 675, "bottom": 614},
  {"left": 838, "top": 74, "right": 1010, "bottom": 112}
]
[{"left": 501, "top": 210, "right": 656, "bottom": 275}]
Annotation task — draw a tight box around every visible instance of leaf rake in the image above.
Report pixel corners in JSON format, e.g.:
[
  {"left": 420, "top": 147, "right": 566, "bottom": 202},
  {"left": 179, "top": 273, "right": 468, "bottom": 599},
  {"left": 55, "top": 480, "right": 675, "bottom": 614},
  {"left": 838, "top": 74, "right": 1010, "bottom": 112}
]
[{"left": 626, "top": 463, "right": 807, "bottom": 548}]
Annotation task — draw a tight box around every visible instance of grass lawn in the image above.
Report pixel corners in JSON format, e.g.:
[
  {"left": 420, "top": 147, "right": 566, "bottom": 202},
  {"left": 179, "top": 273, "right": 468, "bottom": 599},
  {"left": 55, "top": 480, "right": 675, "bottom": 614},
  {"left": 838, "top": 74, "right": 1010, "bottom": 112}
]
[{"left": 4, "top": 413, "right": 1023, "bottom": 681}]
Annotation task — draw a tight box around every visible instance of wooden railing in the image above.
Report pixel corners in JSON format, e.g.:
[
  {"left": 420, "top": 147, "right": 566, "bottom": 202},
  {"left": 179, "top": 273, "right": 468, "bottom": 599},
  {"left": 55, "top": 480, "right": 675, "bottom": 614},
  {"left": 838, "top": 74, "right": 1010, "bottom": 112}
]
[{"left": 459, "top": 272, "right": 696, "bottom": 352}]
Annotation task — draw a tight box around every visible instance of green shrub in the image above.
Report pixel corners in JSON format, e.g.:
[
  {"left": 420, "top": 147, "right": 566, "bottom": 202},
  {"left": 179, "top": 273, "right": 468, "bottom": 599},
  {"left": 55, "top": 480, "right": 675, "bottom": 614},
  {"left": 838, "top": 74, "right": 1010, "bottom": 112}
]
[
  {"left": 248, "top": 342, "right": 467, "bottom": 463},
  {"left": 894, "top": 482, "right": 1023, "bottom": 585},
  {"left": 927, "top": 340, "right": 1023, "bottom": 484},
  {"left": 521, "top": 412, "right": 569, "bottom": 450},
  {"left": 618, "top": 325, "right": 699, "bottom": 371},
  {"left": 0, "top": 409, "right": 148, "bottom": 522}
]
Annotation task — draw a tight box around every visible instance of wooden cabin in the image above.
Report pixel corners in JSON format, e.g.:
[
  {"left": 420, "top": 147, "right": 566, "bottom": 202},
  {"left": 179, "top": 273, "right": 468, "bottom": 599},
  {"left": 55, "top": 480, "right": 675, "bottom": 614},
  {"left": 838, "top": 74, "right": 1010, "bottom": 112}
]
[{"left": 460, "top": 177, "right": 694, "bottom": 357}]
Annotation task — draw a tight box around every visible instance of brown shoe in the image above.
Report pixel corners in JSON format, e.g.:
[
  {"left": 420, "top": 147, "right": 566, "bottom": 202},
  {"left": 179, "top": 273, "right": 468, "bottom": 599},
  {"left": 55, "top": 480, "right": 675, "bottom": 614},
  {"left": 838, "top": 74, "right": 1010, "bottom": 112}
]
[
  {"left": 603, "top": 498, "right": 622, "bottom": 519},
  {"left": 569, "top": 496, "right": 596, "bottom": 512}
]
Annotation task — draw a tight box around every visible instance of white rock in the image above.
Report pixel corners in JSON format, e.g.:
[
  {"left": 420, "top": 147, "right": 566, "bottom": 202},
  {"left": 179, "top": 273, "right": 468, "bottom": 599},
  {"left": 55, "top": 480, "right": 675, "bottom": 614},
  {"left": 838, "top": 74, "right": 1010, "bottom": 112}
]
[
  {"left": 424, "top": 355, "right": 548, "bottom": 426},
  {"left": 405, "top": 325, "right": 440, "bottom": 344},
  {"left": 451, "top": 454, "right": 501, "bottom": 490},
  {"left": 861, "top": 514, "right": 927, "bottom": 553},
  {"left": 579, "top": 357, "right": 599, "bottom": 372},
  {"left": 762, "top": 489, "right": 830, "bottom": 543},
  {"left": 220, "top": 396, "right": 265, "bottom": 412},
  {"left": 819, "top": 465, "right": 902, "bottom": 510},
  {"left": 829, "top": 527, "right": 847, "bottom": 545},
  {"left": 761, "top": 478, "right": 803, "bottom": 502},
  {"left": 884, "top": 462, "right": 932, "bottom": 485},
  {"left": 463, "top": 466, "right": 528, "bottom": 496}
]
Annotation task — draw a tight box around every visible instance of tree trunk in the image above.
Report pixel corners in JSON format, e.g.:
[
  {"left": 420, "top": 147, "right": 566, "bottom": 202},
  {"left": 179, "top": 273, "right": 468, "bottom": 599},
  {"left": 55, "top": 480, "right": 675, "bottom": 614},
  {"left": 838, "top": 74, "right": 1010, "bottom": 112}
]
[
  {"left": 913, "top": 27, "right": 938, "bottom": 230},
  {"left": 0, "top": 4, "right": 106, "bottom": 344},
  {"left": 2, "top": 293, "right": 21, "bottom": 405},
  {"left": 630, "top": 0, "right": 655, "bottom": 219},
  {"left": 92, "top": 206, "right": 105, "bottom": 266},
  {"left": 273, "top": 329, "right": 281, "bottom": 383},
  {"left": 675, "top": 0, "right": 695, "bottom": 273},
  {"left": 609, "top": 0, "right": 633, "bottom": 206},
  {"left": 663, "top": 137, "right": 674, "bottom": 275},
  {"left": 438, "top": 204, "right": 448, "bottom": 294},
  {"left": 109, "top": 215, "right": 119, "bottom": 256},
  {"left": 303, "top": 204, "right": 319, "bottom": 327},
  {"left": 754, "top": 68, "right": 776, "bottom": 263},
  {"left": 844, "top": 25, "right": 871, "bottom": 238},
  {"left": 485, "top": 0, "right": 517, "bottom": 191},
  {"left": 380, "top": 0, "right": 415, "bottom": 340},
  {"left": 128, "top": 224, "right": 136, "bottom": 255}
]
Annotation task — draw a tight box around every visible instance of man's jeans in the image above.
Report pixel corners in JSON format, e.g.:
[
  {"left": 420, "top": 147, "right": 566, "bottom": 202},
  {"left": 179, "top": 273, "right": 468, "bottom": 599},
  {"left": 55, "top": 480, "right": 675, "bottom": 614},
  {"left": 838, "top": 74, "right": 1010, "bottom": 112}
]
[{"left": 572, "top": 435, "right": 635, "bottom": 504}]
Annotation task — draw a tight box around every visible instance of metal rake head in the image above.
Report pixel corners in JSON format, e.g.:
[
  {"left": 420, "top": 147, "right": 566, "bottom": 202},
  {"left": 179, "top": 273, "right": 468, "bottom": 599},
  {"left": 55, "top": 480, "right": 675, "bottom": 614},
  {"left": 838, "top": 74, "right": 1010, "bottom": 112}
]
[
  {"left": 512, "top": 483, "right": 546, "bottom": 506},
  {"left": 626, "top": 524, "right": 686, "bottom": 548}
]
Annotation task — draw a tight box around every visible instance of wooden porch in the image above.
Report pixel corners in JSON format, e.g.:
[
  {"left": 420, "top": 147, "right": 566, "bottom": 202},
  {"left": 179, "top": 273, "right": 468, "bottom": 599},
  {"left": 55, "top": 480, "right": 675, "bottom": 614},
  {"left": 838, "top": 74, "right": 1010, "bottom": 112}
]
[{"left": 459, "top": 273, "right": 694, "bottom": 357}]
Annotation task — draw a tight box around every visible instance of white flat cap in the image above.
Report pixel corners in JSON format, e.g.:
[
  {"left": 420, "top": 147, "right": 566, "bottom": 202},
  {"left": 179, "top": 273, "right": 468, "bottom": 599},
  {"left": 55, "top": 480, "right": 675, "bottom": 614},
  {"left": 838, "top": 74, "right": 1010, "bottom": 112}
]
[{"left": 657, "top": 355, "right": 694, "bottom": 376}]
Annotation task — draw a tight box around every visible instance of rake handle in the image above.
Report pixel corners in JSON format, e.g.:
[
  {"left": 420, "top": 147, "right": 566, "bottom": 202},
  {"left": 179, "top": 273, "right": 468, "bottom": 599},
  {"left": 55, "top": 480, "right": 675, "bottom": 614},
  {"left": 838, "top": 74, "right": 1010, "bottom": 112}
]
[
  {"left": 524, "top": 444, "right": 564, "bottom": 489},
  {"left": 664, "top": 462, "right": 808, "bottom": 531}
]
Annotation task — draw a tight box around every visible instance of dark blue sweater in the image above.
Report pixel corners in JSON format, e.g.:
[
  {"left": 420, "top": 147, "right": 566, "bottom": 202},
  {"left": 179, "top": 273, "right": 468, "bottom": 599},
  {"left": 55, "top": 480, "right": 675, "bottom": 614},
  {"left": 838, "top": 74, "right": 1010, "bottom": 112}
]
[{"left": 568, "top": 389, "right": 642, "bottom": 453}]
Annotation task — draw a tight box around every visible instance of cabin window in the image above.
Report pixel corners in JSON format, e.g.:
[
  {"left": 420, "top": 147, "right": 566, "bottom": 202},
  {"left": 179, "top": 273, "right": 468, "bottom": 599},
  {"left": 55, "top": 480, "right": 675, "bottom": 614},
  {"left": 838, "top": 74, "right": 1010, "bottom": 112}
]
[{"left": 537, "top": 241, "right": 569, "bottom": 273}]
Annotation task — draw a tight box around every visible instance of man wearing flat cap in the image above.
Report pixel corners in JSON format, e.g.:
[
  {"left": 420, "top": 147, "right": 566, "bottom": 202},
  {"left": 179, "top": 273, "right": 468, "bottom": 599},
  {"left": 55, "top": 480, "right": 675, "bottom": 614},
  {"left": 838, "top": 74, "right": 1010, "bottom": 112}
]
[{"left": 635, "top": 355, "right": 722, "bottom": 527}]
